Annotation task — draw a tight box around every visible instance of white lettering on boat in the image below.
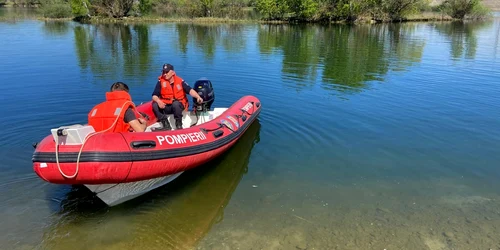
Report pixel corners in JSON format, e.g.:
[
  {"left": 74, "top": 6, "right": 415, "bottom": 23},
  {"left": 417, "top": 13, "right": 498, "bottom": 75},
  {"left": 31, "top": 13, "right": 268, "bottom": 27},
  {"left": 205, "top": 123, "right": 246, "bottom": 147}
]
[
  {"left": 181, "top": 134, "right": 188, "bottom": 142},
  {"left": 156, "top": 132, "right": 207, "bottom": 145},
  {"left": 242, "top": 102, "right": 253, "bottom": 112},
  {"left": 195, "top": 133, "right": 203, "bottom": 141},
  {"left": 172, "top": 135, "right": 184, "bottom": 144}
]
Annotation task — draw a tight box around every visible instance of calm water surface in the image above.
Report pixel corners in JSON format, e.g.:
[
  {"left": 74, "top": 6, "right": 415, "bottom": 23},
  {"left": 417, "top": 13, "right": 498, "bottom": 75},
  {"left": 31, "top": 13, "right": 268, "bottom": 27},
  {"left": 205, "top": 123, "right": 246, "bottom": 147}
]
[{"left": 1, "top": 14, "right": 500, "bottom": 250}]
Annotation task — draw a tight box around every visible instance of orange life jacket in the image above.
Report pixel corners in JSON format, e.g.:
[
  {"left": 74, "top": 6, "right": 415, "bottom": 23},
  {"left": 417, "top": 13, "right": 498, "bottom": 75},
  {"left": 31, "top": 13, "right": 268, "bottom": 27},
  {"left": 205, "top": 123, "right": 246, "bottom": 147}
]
[
  {"left": 159, "top": 74, "right": 189, "bottom": 111},
  {"left": 88, "top": 91, "right": 138, "bottom": 133}
]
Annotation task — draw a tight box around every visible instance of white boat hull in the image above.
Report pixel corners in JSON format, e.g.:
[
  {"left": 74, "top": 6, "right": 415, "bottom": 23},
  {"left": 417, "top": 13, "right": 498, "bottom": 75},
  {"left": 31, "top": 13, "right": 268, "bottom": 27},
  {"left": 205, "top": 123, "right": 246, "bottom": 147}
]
[{"left": 84, "top": 172, "right": 183, "bottom": 206}]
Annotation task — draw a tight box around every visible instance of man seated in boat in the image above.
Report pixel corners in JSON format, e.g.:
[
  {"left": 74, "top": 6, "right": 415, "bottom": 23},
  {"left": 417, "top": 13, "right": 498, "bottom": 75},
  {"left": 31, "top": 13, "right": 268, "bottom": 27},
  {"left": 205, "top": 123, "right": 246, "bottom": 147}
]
[
  {"left": 88, "top": 82, "right": 147, "bottom": 133},
  {"left": 151, "top": 63, "right": 204, "bottom": 130}
]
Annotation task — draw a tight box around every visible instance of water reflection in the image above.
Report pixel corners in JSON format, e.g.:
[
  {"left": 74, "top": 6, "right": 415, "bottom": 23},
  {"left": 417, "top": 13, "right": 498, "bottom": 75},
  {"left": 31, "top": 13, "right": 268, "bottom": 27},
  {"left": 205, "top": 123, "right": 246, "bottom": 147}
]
[
  {"left": 0, "top": 6, "right": 39, "bottom": 20},
  {"left": 73, "top": 23, "right": 158, "bottom": 84},
  {"left": 176, "top": 23, "right": 189, "bottom": 54},
  {"left": 175, "top": 23, "right": 247, "bottom": 61},
  {"left": 496, "top": 19, "right": 500, "bottom": 59},
  {"left": 42, "top": 20, "right": 70, "bottom": 36},
  {"left": 258, "top": 24, "right": 321, "bottom": 90},
  {"left": 39, "top": 120, "right": 261, "bottom": 250},
  {"left": 432, "top": 21, "right": 492, "bottom": 60},
  {"left": 258, "top": 24, "right": 425, "bottom": 94}
]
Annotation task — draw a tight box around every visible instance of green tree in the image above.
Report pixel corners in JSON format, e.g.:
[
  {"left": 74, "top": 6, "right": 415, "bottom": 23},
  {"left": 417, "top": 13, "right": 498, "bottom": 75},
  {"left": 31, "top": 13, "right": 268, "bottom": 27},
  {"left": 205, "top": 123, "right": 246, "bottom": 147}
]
[
  {"left": 440, "top": 0, "right": 482, "bottom": 19},
  {"left": 91, "top": 0, "right": 134, "bottom": 17},
  {"left": 287, "top": 0, "right": 318, "bottom": 20},
  {"left": 255, "top": 0, "right": 289, "bottom": 20},
  {"left": 200, "top": 0, "right": 215, "bottom": 16},
  {"left": 335, "top": 0, "right": 364, "bottom": 21},
  {"left": 366, "top": 0, "right": 424, "bottom": 21},
  {"left": 39, "top": 0, "right": 73, "bottom": 18},
  {"left": 70, "top": 0, "right": 90, "bottom": 17},
  {"left": 313, "top": 0, "right": 366, "bottom": 22},
  {"left": 139, "top": 0, "right": 152, "bottom": 15}
]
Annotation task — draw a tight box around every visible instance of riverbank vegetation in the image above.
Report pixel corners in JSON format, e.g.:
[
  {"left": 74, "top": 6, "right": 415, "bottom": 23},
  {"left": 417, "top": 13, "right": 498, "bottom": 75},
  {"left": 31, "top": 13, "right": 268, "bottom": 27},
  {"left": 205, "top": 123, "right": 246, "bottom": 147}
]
[{"left": 0, "top": 0, "right": 493, "bottom": 22}]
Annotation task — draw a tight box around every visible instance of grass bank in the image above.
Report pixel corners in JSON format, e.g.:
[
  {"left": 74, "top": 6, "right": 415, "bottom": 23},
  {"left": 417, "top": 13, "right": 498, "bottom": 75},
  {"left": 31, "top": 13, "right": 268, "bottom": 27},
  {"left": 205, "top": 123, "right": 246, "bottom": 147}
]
[
  {"left": 0, "top": 6, "right": 494, "bottom": 24},
  {"left": 0, "top": 14, "right": 481, "bottom": 24},
  {"left": 74, "top": 16, "right": 259, "bottom": 24}
]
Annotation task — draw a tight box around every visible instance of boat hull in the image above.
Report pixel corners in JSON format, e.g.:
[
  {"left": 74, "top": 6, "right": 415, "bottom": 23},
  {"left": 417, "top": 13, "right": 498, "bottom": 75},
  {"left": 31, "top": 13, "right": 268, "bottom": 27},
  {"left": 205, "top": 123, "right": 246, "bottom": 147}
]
[{"left": 84, "top": 172, "right": 184, "bottom": 206}]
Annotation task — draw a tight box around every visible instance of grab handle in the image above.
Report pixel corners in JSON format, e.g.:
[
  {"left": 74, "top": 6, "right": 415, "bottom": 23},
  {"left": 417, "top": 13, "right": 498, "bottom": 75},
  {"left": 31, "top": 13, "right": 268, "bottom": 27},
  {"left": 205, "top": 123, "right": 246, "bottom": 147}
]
[
  {"left": 131, "top": 140, "right": 156, "bottom": 149},
  {"left": 213, "top": 130, "right": 224, "bottom": 138}
]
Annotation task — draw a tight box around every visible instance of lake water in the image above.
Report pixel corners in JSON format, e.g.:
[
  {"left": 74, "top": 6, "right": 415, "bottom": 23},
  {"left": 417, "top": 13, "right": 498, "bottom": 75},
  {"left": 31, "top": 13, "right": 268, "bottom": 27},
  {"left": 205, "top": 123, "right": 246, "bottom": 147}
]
[{"left": 1, "top": 14, "right": 500, "bottom": 250}]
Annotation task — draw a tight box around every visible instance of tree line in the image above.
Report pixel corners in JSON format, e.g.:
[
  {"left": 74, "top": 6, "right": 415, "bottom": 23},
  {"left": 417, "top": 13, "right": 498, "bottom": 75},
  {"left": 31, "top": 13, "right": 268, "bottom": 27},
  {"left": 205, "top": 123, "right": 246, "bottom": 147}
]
[{"left": 1, "top": 0, "right": 491, "bottom": 22}]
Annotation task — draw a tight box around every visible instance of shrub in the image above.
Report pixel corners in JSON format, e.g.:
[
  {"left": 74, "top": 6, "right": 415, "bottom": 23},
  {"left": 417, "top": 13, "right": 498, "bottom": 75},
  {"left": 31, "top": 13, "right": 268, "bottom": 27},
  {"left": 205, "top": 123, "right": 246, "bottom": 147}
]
[
  {"left": 440, "top": 0, "right": 486, "bottom": 19},
  {"left": 41, "top": 3, "right": 73, "bottom": 18},
  {"left": 255, "top": 0, "right": 289, "bottom": 20},
  {"left": 380, "top": 0, "right": 423, "bottom": 21},
  {"left": 91, "top": 0, "right": 134, "bottom": 17},
  {"left": 70, "top": 0, "right": 91, "bottom": 16},
  {"left": 139, "top": 0, "right": 152, "bottom": 15},
  {"left": 467, "top": 0, "right": 491, "bottom": 19}
]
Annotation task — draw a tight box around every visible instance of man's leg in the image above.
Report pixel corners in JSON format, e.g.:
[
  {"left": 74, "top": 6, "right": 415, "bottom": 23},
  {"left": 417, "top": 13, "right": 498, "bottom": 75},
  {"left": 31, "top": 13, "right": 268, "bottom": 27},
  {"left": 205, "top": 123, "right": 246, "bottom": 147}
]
[
  {"left": 172, "top": 101, "right": 185, "bottom": 129},
  {"left": 152, "top": 102, "right": 172, "bottom": 130},
  {"left": 152, "top": 102, "right": 166, "bottom": 120}
]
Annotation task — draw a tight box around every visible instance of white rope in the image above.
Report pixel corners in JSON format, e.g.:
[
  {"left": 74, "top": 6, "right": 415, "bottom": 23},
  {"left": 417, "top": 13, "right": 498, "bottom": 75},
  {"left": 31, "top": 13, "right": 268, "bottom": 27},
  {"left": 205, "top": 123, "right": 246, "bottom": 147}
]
[{"left": 55, "top": 101, "right": 134, "bottom": 179}]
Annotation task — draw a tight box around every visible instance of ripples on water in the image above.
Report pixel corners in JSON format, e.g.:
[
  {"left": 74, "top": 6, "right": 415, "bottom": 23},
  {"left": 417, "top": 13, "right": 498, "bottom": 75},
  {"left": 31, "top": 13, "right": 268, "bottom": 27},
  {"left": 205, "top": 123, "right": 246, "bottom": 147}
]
[{"left": 0, "top": 15, "right": 500, "bottom": 249}]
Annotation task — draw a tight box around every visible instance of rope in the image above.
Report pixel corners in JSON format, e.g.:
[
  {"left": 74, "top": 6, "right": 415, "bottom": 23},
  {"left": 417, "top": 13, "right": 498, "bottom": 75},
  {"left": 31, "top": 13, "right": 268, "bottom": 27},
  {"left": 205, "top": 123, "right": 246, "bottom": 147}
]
[
  {"left": 190, "top": 109, "right": 199, "bottom": 127},
  {"left": 55, "top": 101, "right": 134, "bottom": 179}
]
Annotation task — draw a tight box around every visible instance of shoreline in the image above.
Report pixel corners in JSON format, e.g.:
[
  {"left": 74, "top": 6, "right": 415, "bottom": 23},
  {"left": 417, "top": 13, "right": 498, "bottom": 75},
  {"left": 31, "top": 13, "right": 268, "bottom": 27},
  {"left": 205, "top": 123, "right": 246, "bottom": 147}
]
[
  {"left": 0, "top": 7, "right": 497, "bottom": 24},
  {"left": 1, "top": 15, "right": 492, "bottom": 24}
]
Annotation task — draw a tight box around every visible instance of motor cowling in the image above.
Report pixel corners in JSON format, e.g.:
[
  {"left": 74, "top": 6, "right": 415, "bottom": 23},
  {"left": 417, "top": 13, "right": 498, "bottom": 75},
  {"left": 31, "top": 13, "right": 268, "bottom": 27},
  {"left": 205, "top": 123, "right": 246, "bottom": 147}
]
[{"left": 192, "top": 77, "right": 215, "bottom": 112}]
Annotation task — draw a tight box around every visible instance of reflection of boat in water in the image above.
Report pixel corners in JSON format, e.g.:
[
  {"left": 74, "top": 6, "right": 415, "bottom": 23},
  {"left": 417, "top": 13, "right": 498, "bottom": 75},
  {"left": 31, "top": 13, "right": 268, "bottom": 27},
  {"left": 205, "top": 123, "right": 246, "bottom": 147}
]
[
  {"left": 32, "top": 78, "right": 261, "bottom": 206},
  {"left": 135, "top": 119, "right": 261, "bottom": 249},
  {"left": 39, "top": 119, "right": 261, "bottom": 250}
]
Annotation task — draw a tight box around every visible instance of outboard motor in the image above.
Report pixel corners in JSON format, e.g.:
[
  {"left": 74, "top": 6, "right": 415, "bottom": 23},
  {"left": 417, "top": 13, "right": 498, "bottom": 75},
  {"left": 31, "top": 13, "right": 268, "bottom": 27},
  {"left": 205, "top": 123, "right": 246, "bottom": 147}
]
[{"left": 192, "top": 77, "right": 215, "bottom": 112}]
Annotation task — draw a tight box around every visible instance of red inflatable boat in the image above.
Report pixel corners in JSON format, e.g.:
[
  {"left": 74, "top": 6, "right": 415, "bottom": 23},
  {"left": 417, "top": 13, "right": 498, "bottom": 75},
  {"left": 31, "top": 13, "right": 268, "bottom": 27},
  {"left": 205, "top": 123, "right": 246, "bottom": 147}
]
[{"left": 32, "top": 92, "right": 261, "bottom": 206}]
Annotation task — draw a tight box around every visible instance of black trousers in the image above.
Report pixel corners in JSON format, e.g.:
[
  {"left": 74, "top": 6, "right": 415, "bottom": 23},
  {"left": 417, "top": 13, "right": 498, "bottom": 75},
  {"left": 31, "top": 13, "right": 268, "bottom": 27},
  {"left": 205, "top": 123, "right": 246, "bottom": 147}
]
[{"left": 152, "top": 101, "right": 184, "bottom": 121}]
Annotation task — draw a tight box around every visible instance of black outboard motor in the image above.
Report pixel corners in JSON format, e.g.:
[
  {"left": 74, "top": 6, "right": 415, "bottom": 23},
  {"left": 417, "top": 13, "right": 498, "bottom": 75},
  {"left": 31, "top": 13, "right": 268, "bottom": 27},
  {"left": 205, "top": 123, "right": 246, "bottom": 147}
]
[{"left": 192, "top": 77, "right": 215, "bottom": 112}]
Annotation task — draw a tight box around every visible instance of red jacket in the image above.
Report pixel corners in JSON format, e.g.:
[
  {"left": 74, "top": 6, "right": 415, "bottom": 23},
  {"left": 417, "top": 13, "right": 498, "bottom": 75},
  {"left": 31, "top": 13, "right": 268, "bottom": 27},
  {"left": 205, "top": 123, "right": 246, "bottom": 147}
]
[
  {"left": 159, "top": 74, "right": 189, "bottom": 111},
  {"left": 88, "top": 91, "right": 137, "bottom": 133}
]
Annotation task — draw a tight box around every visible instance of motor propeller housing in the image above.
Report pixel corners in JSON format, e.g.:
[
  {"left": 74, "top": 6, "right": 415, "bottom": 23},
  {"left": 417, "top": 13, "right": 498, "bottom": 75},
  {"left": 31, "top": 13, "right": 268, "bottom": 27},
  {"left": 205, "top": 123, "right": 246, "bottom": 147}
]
[{"left": 192, "top": 77, "right": 215, "bottom": 112}]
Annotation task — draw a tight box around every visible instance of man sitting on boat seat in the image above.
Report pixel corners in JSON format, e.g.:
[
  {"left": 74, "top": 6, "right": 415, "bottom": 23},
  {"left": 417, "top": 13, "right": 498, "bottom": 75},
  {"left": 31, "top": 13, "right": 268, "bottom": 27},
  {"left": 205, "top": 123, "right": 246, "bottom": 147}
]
[
  {"left": 151, "top": 63, "right": 204, "bottom": 130},
  {"left": 88, "top": 82, "right": 147, "bottom": 133}
]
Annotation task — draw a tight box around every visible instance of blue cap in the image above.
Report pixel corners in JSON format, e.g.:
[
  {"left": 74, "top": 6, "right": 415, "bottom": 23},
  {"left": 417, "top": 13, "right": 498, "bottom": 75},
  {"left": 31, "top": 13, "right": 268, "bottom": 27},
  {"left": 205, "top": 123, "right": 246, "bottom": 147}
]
[{"left": 162, "top": 63, "right": 174, "bottom": 73}]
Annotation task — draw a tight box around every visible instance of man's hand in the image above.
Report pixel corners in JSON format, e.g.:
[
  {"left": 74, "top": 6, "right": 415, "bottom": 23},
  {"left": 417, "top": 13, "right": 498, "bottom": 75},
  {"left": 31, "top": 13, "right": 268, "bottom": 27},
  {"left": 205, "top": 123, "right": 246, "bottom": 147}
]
[
  {"left": 156, "top": 100, "right": 166, "bottom": 109},
  {"left": 153, "top": 95, "right": 166, "bottom": 109},
  {"left": 189, "top": 89, "right": 204, "bottom": 104},
  {"left": 129, "top": 119, "right": 147, "bottom": 132}
]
